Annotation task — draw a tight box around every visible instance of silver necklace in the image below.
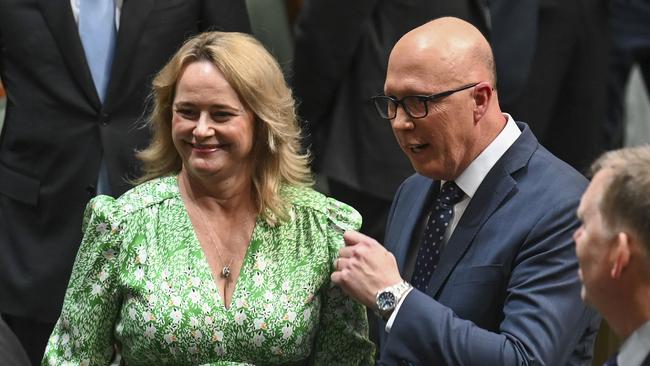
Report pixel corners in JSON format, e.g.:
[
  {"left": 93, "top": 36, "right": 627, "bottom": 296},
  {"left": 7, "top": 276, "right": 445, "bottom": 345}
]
[
  {"left": 180, "top": 175, "right": 236, "bottom": 279},
  {"left": 191, "top": 200, "right": 234, "bottom": 279}
]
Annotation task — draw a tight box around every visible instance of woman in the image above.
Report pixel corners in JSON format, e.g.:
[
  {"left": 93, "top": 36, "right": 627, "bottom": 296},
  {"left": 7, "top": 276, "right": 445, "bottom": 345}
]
[{"left": 42, "top": 32, "right": 374, "bottom": 365}]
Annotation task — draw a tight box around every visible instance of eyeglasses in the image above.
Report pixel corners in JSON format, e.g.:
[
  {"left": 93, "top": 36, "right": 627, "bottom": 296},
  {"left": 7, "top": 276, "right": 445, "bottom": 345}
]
[{"left": 371, "top": 82, "right": 480, "bottom": 120}]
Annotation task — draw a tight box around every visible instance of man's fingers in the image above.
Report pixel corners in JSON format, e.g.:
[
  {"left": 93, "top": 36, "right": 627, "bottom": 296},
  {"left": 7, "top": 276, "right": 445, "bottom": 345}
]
[
  {"left": 333, "top": 256, "right": 350, "bottom": 271},
  {"left": 338, "top": 246, "right": 353, "bottom": 259},
  {"left": 343, "top": 229, "right": 374, "bottom": 246},
  {"left": 333, "top": 257, "right": 340, "bottom": 271}
]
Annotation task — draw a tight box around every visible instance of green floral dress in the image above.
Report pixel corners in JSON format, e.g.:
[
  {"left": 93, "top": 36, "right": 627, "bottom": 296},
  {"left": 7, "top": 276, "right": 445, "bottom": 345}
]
[{"left": 42, "top": 176, "right": 374, "bottom": 366}]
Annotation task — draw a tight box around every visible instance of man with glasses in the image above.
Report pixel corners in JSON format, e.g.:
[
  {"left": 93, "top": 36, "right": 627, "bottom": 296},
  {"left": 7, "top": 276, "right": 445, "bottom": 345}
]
[
  {"left": 332, "top": 17, "right": 600, "bottom": 365},
  {"left": 292, "top": 0, "right": 488, "bottom": 246}
]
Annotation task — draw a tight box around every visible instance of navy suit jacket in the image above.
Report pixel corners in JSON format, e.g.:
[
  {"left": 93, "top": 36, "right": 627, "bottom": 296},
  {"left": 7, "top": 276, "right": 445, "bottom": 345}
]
[{"left": 378, "top": 123, "right": 600, "bottom": 365}]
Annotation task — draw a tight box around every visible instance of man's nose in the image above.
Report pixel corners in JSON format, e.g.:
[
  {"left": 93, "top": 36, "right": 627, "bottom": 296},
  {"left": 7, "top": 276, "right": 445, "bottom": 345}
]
[{"left": 391, "top": 106, "right": 414, "bottom": 130}]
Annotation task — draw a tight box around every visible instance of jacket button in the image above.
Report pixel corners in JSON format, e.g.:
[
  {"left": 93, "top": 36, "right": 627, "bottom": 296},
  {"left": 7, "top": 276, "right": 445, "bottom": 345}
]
[{"left": 99, "top": 113, "right": 109, "bottom": 126}]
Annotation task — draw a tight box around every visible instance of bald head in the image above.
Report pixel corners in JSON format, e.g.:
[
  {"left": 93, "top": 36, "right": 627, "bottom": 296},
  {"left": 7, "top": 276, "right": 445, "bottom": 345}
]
[
  {"left": 389, "top": 17, "right": 496, "bottom": 88},
  {"left": 384, "top": 17, "right": 505, "bottom": 181}
]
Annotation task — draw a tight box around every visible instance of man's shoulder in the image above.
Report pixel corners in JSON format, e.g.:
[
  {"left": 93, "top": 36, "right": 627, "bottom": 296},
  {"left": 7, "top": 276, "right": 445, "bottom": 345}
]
[
  {"left": 511, "top": 122, "right": 586, "bottom": 187},
  {"left": 526, "top": 145, "right": 589, "bottom": 198},
  {"left": 398, "top": 174, "right": 432, "bottom": 193}
]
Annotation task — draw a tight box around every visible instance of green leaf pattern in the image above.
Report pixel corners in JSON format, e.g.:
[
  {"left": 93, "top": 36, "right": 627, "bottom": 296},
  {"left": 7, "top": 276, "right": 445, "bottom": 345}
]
[{"left": 42, "top": 176, "right": 374, "bottom": 365}]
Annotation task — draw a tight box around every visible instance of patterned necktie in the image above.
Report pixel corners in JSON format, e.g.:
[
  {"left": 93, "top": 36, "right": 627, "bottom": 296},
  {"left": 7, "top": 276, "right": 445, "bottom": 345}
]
[
  {"left": 412, "top": 181, "right": 464, "bottom": 291},
  {"left": 79, "top": 0, "right": 116, "bottom": 103}
]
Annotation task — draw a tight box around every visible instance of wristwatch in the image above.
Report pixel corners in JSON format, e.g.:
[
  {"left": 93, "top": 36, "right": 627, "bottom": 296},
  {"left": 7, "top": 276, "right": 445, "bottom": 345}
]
[{"left": 375, "top": 280, "right": 412, "bottom": 320}]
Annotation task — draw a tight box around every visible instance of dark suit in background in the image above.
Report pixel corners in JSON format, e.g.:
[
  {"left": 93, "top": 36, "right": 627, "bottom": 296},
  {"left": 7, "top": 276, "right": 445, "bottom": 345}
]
[
  {"left": 490, "top": 0, "right": 609, "bottom": 172},
  {"left": 292, "top": 0, "right": 487, "bottom": 242},
  {"left": 379, "top": 123, "right": 600, "bottom": 364},
  {"left": 0, "top": 1, "right": 250, "bottom": 363},
  {"left": 605, "top": 0, "right": 650, "bottom": 150}
]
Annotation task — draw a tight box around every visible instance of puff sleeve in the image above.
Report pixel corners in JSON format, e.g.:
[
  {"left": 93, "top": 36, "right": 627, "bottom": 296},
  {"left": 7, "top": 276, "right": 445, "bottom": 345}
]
[
  {"left": 42, "top": 196, "right": 123, "bottom": 366},
  {"left": 310, "top": 198, "right": 375, "bottom": 365}
]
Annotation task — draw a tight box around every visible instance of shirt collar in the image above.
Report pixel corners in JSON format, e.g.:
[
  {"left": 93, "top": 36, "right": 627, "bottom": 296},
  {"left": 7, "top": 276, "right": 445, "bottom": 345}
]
[
  {"left": 619, "top": 320, "right": 650, "bottom": 366},
  {"left": 453, "top": 113, "right": 521, "bottom": 198}
]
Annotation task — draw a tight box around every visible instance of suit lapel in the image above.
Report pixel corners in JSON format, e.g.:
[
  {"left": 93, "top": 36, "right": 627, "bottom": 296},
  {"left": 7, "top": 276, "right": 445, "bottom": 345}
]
[
  {"left": 38, "top": 0, "right": 101, "bottom": 110},
  {"left": 427, "top": 168, "right": 516, "bottom": 296},
  {"left": 105, "top": 0, "right": 155, "bottom": 106},
  {"left": 427, "top": 122, "right": 537, "bottom": 297},
  {"left": 392, "top": 179, "right": 438, "bottom": 274}
]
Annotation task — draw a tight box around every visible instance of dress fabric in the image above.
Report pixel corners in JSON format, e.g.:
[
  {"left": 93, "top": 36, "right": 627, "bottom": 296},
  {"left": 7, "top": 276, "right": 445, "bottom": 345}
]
[{"left": 42, "top": 175, "right": 374, "bottom": 365}]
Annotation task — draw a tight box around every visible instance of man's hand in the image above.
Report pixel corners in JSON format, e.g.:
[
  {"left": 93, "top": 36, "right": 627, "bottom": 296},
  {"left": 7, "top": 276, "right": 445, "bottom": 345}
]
[{"left": 331, "top": 230, "right": 403, "bottom": 308}]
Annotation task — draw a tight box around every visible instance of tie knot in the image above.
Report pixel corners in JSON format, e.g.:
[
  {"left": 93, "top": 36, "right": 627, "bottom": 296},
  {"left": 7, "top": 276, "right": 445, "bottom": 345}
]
[{"left": 437, "top": 181, "right": 464, "bottom": 206}]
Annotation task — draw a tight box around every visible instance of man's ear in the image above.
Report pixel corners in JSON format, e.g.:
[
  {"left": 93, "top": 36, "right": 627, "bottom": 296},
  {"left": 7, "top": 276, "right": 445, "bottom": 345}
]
[
  {"left": 473, "top": 82, "right": 492, "bottom": 122},
  {"left": 611, "top": 231, "right": 631, "bottom": 278}
]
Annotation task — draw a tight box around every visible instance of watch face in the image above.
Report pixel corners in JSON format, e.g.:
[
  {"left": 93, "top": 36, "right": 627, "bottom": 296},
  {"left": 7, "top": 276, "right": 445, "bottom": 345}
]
[{"left": 377, "top": 291, "right": 397, "bottom": 311}]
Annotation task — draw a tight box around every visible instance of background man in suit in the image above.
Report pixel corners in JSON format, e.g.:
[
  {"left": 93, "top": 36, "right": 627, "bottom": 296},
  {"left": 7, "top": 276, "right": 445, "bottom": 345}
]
[
  {"left": 575, "top": 146, "right": 650, "bottom": 366},
  {"left": 488, "top": 0, "right": 608, "bottom": 172},
  {"left": 292, "top": 0, "right": 487, "bottom": 242},
  {"left": 605, "top": 0, "right": 650, "bottom": 151},
  {"left": 0, "top": 1, "right": 250, "bottom": 363},
  {"left": 332, "top": 17, "right": 600, "bottom": 365}
]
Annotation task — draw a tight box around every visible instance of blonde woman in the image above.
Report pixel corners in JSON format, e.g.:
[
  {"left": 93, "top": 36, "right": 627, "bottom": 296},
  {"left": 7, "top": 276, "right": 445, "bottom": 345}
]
[{"left": 43, "top": 32, "right": 374, "bottom": 365}]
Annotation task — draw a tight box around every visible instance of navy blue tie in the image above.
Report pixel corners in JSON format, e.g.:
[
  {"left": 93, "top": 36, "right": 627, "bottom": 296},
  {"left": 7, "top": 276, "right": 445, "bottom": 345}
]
[{"left": 412, "top": 181, "right": 464, "bottom": 291}]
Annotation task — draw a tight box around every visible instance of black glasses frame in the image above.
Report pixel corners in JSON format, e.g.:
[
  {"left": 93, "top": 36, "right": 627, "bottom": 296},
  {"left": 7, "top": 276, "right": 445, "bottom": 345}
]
[{"left": 371, "top": 82, "right": 480, "bottom": 120}]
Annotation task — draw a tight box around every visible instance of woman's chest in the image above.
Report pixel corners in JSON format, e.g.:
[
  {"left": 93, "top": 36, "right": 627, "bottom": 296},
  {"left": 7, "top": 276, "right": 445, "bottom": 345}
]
[{"left": 114, "top": 214, "right": 332, "bottom": 364}]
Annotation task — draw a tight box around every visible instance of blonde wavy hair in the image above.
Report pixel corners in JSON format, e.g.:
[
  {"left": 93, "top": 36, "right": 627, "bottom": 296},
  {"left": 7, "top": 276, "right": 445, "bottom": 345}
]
[{"left": 136, "top": 31, "right": 313, "bottom": 225}]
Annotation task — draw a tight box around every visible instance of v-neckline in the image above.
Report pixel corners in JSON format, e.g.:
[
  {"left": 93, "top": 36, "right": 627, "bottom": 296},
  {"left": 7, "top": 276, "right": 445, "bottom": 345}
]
[{"left": 175, "top": 178, "right": 261, "bottom": 311}]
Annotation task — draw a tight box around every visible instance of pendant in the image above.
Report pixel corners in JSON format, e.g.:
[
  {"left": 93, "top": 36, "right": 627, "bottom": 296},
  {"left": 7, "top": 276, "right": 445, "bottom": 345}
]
[{"left": 221, "top": 266, "right": 231, "bottom": 279}]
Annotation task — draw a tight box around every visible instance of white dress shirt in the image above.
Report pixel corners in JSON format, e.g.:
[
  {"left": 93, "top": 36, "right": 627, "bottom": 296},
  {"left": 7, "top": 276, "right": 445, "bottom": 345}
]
[{"left": 619, "top": 320, "right": 650, "bottom": 366}]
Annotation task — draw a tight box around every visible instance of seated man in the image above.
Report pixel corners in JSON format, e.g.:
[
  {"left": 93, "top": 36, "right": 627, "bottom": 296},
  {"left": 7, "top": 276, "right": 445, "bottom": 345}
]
[
  {"left": 332, "top": 17, "right": 600, "bottom": 365},
  {"left": 575, "top": 146, "right": 650, "bottom": 366}
]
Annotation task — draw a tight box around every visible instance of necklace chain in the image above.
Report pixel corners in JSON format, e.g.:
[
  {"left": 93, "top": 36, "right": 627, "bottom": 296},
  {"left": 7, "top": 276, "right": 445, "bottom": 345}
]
[{"left": 180, "top": 175, "right": 236, "bottom": 279}]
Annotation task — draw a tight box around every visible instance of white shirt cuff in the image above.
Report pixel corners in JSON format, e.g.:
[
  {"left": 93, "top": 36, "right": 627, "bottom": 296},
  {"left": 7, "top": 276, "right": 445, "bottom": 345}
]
[{"left": 384, "top": 287, "right": 414, "bottom": 333}]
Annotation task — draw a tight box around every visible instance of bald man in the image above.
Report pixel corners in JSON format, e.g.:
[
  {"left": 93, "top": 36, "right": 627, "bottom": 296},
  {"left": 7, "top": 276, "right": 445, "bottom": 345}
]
[{"left": 331, "top": 17, "right": 600, "bottom": 365}]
